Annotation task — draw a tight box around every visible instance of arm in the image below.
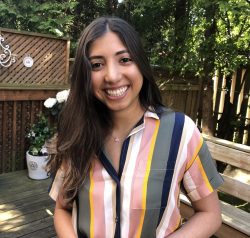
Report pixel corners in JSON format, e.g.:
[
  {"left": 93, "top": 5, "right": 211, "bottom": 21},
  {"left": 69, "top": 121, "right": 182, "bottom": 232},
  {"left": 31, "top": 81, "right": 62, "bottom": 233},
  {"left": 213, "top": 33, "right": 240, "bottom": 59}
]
[
  {"left": 54, "top": 197, "right": 77, "bottom": 238},
  {"left": 168, "top": 190, "right": 222, "bottom": 238}
]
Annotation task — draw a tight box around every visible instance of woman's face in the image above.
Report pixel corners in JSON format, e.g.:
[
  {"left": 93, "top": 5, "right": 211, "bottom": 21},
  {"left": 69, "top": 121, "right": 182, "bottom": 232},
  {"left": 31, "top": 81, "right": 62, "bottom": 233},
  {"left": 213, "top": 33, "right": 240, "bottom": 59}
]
[{"left": 89, "top": 31, "right": 143, "bottom": 114}]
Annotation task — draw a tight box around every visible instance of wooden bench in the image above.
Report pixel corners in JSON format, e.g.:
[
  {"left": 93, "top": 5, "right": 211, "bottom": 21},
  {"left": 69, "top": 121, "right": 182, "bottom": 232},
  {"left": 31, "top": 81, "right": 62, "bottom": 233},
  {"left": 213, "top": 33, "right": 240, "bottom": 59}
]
[{"left": 180, "top": 134, "right": 250, "bottom": 238}]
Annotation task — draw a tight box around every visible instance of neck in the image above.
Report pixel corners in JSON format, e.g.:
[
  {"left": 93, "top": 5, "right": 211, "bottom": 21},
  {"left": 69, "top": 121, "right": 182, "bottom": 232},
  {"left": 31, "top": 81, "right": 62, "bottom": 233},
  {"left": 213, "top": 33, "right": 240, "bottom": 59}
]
[{"left": 111, "top": 102, "right": 145, "bottom": 134}]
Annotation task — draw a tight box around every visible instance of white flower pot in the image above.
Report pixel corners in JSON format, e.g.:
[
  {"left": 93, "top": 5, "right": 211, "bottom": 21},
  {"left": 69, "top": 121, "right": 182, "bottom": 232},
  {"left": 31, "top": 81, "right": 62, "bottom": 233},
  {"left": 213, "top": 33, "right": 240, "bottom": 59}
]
[{"left": 26, "top": 151, "right": 49, "bottom": 180}]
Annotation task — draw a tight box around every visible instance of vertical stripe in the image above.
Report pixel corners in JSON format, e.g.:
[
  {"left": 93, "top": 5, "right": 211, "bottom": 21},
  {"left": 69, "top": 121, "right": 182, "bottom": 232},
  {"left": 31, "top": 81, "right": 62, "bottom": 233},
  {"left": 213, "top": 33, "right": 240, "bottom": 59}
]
[
  {"left": 48, "top": 168, "right": 64, "bottom": 201},
  {"left": 128, "top": 118, "right": 158, "bottom": 237},
  {"left": 136, "top": 119, "right": 160, "bottom": 238},
  {"left": 121, "top": 131, "right": 143, "bottom": 238},
  {"left": 102, "top": 168, "right": 116, "bottom": 238},
  {"left": 78, "top": 174, "right": 91, "bottom": 238},
  {"left": 186, "top": 136, "right": 203, "bottom": 171},
  {"left": 157, "top": 113, "right": 185, "bottom": 227},
  {"left": 196, "top": 155, "right": 213, "bottom": 192},
  {"left": 89, "top": 163, "right": 95, "bottom": 238},
  {"left": 72, "top": 201, "right": 78, "bottom": 236},
  {"left": 157, "top": 114, "right": 191, "bottom": 237},
  {"left": 92, "top": 160, "right": 106, "bottom": 237},
  {"left": 140, "top": 110, "right": 176, "bottom": 238}
]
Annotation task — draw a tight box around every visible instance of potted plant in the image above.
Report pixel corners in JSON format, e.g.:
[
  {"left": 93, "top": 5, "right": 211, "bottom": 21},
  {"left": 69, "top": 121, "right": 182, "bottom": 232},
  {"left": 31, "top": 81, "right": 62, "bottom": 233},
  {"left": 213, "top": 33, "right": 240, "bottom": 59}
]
[
  {"left": 25, "top": 89, "right": 69, "bottom": 180},
  {"left": 26, "top": 114, "right": 57, "bottom": 180}
]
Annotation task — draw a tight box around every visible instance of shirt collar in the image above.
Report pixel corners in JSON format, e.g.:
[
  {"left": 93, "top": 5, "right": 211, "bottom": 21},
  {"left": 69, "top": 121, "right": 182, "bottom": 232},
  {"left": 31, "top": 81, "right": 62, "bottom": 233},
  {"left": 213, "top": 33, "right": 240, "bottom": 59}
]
[{"left": 127, "top": 108, "right": 160, "bottom": 137}]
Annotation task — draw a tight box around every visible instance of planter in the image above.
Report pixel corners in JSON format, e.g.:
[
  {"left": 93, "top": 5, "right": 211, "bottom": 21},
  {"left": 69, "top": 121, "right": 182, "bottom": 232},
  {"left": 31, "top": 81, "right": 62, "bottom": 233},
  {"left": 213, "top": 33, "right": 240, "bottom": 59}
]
[{"left": 26, "top": 151, "right": 49, "bottom": 180}]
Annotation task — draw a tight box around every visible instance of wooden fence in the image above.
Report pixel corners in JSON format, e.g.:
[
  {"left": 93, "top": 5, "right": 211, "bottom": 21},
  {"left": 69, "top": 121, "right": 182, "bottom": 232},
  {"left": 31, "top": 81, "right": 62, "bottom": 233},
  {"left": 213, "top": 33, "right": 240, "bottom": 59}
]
[
  {"left": 0, "top": 91, "right": 59, "bottom": 174},
  {"left": 0, "top": 29, "right": 70, "bottom": 174},
  {"left": 0, "top": 28, "right": 70, "bottom": 90},
  {"left": 198, "top": 67, "right": 250, "bottom": 145}
]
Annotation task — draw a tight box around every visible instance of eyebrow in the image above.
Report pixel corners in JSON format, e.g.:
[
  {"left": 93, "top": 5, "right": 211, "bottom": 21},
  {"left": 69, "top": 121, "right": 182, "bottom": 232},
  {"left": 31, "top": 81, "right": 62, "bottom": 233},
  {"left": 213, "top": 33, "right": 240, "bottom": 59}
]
[{"left": 89, "top": 50, "right": 129, "bottom": 61}]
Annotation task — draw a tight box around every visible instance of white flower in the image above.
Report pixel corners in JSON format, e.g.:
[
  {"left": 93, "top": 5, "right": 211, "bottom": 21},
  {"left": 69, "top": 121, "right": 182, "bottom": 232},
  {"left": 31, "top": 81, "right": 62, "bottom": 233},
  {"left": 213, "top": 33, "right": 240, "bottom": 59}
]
[
  {"left": 31, "top": 131, "right": 36, "bottom": 137},
  {"left": 28, "top": 133, "right": 31, "bottom": 138},
  {"left": 32, "top": 149, "right": 38, "bottom": 155},
  {"left": 40, "top": 147, "right": 47, "bottom": 154},
  {"left": 56, "top": 90, "right": 70, "bottom": 103},
  {"left": 44, "top": 98, "right": 57, "bottom": 108}
]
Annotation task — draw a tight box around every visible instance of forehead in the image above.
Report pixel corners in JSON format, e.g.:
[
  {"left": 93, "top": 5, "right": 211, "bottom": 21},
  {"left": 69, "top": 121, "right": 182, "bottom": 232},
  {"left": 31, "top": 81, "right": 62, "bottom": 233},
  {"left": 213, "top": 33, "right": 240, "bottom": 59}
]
[{"left": 88, "top": 31, "right": 127, "bottom": 56}]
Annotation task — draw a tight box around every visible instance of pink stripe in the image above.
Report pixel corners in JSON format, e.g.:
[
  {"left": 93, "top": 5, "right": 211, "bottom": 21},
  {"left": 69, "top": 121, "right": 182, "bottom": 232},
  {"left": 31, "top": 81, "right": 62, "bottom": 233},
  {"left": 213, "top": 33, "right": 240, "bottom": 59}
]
[
  {"left": 186, "top": 127, "right": 201, "bottom": 165},
  {"left": 128, "top": 117, "right": 157, "bottom": 237},
  {"left": 164, "top": 183, "right": 181, "bottom": 236},
  {"left": 188, "top": 160, "right": 210, "bottom": 196},
  {"left": 92, "top": 159, "right": 106, "bottom": 237}
]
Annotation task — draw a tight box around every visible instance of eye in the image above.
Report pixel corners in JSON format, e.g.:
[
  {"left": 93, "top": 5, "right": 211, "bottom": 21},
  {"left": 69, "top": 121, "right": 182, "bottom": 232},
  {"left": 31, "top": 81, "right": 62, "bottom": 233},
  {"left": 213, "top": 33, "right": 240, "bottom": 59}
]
[
  {"left": 91, "top": 63, "right": 102, "bottom": 69},
  {"left": 120, "top": 58, "right": 133, "bottom": 63}
]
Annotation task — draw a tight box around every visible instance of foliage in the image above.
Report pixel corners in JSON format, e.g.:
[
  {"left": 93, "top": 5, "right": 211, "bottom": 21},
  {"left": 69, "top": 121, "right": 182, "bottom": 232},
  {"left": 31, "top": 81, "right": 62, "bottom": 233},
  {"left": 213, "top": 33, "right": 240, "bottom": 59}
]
[
  {"left": 25, "top": 114, "right": 57, "bottom": 156},
  {"left": 1, "top": 0, "right": 250, "bottom": 137},
  {"left": 0, "top": 0, "right": 77, "bottom": 36}
]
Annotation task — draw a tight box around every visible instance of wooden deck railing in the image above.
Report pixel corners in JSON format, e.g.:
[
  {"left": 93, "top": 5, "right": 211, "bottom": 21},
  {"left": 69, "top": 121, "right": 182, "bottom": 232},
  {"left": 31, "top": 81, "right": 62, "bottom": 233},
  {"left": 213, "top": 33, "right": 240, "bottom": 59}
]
[{"left": 180, "top": 135, "right": 250, "bottom": 238}]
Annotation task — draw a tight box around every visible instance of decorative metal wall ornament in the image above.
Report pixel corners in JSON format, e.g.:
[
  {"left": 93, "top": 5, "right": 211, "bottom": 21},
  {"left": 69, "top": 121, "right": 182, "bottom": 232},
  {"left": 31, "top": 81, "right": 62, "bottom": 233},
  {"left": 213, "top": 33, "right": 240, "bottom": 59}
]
[
  {"left": 23, "top": 54, "right": 33, "bottom": 67},
  {"left": 0, "top": 35, "right": 17, "bottom": 67}
]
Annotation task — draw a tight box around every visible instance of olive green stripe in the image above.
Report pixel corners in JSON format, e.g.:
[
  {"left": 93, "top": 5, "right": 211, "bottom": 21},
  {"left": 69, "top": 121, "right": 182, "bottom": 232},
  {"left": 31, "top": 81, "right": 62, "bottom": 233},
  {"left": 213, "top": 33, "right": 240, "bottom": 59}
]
[
  {"left": 78, "top": 174, "right": 91, "bottom": 237},
  {"left": 140, "top": 110, "right": 176, "bottom": 237}
]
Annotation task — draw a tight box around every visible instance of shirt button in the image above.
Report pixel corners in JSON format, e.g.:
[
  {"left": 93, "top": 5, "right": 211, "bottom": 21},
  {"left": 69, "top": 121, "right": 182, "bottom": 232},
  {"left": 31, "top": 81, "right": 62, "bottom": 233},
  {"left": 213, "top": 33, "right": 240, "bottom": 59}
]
[{"left": 115, "top": 217, "right": 119, "bottom": 223}]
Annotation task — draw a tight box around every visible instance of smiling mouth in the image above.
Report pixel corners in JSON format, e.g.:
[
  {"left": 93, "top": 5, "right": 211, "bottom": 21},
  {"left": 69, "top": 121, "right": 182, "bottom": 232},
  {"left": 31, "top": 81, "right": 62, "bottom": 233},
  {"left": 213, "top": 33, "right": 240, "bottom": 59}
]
[{"left": 105, "top": 86, "right": 128, "bottom": 97}]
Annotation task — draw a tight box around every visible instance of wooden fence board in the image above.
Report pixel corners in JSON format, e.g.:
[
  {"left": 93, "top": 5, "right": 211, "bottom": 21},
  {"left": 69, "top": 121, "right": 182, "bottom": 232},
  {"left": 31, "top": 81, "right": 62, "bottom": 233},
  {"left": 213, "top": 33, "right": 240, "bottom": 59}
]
[
  {"left": 12, "top": 101, "right": 17, "bottom": 172},
  {"left": 206, "top": 141, "right": 250, "bottom": 171},
  {"left": 0, "top": 90, "right": 57, "bottom": 101},
  {"left": 2, "top": 102, "right": 7, "bottom": 173},
  {"left": 220, "top": 173, "right": 250, "bottom": 203}
]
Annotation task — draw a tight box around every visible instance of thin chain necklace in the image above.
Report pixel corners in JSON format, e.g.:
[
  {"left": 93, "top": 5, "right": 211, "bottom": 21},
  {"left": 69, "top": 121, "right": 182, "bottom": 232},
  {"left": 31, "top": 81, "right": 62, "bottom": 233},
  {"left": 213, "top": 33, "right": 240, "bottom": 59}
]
[{"left": 110, "top": 128, "right": 132, "bottom": 142}]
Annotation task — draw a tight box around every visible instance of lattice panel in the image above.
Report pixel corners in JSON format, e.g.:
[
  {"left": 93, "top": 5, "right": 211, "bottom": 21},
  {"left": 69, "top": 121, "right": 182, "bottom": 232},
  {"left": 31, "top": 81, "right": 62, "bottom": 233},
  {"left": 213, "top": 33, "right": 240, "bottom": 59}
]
[{"left": 0, "top": 31, "right": 67, "bottom": 85}]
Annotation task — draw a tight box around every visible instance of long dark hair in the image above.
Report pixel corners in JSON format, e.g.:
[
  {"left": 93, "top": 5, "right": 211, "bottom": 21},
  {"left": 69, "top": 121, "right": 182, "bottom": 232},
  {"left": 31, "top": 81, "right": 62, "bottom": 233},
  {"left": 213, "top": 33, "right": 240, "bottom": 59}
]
[{"left": 46, "top": 17, "right": 164, "bottom": 205}]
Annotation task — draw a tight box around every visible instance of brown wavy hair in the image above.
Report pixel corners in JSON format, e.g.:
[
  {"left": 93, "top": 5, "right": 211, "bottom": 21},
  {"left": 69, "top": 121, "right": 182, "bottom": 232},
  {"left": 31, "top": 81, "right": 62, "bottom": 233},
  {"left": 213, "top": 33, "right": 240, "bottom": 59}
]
[{"left": 46, "top": 17, "right": 164, "bottom": 205}]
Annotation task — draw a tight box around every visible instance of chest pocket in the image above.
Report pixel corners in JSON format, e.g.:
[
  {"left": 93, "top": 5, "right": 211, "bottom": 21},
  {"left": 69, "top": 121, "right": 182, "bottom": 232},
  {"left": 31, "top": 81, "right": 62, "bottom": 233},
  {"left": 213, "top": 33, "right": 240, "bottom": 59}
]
[{"left": 132, "top": 160, "right": 175, "bottom": 209}]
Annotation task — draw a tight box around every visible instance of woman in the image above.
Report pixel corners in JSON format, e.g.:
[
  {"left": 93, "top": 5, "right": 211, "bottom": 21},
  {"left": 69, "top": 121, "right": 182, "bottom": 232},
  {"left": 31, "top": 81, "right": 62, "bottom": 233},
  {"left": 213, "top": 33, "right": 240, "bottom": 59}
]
[{"left": 47, "top": 17, "right": 223, "bottom": 238}]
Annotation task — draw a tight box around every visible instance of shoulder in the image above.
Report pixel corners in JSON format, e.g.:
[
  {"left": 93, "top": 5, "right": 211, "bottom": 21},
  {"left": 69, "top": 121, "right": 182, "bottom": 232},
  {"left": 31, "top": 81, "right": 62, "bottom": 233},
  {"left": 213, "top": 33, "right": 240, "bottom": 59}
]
[{"left": 159, "top": 108, "right": 196, "bottom": 130}]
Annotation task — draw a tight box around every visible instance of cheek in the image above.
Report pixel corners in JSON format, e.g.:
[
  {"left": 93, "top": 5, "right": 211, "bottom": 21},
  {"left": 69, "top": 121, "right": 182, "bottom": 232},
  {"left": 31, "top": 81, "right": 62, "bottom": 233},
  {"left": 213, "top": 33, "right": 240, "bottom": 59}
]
[{"left": 91, "top": 76, "right": 104, "bottom": 100}]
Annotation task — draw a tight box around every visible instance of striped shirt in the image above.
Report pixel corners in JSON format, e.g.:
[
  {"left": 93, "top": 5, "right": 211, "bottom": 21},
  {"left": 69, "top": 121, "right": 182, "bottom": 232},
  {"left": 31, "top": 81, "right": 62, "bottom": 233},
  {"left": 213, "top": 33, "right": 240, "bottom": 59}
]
[{"left": 49, "top": 109, "right": 224, "bottom": 238}]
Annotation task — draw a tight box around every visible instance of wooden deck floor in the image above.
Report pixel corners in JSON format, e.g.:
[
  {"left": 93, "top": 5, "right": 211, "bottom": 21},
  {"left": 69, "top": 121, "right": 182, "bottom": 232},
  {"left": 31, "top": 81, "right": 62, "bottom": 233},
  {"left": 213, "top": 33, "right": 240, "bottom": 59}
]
[{"left": 0, "top": 170, "right": 57, "bottom": 238}]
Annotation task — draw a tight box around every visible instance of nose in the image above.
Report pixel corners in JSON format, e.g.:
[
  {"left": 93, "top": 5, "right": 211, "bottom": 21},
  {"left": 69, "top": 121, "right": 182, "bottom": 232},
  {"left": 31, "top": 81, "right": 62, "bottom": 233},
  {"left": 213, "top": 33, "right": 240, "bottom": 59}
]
[{"left": 104, "top": 61, "right": 122, "bottom": 84}]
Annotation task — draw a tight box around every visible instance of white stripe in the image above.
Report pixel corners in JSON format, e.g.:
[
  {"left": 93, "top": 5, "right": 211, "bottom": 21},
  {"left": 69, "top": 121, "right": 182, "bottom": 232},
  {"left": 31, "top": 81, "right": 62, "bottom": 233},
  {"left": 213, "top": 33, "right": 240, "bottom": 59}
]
[
  {"left": 189, "top": 188, "right": 201, "bottom": 201},
  {"left": 72, "top": 200, "right": 78, "bottom": 236},
  {"left": 49, "top": 168, "right": 64, "bottom": 201},
  {"left": 102, "top": 168, "right": 116, "bottom": 238},
  {"left": 121, "top": 130, "right": 143, "bottom": 238},
  {"left": 156, "top": 116, "right": 195, "bottom": 237},
  {"left": 183, "top": 170, "right": 197, "bottom": 193}
]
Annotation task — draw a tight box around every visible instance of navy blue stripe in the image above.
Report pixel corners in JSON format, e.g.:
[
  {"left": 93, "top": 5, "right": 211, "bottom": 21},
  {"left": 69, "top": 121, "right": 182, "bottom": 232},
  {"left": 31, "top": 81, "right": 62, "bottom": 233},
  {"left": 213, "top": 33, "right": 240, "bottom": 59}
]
[
  {"left": 47, "top": 174, "right": 56, "bottom": 193},
  {"left": 157, "top": 113, "right": 185, "bottom": 226},
  {"left": 118, "top": 137, "right": 130, "bottom": 180}
]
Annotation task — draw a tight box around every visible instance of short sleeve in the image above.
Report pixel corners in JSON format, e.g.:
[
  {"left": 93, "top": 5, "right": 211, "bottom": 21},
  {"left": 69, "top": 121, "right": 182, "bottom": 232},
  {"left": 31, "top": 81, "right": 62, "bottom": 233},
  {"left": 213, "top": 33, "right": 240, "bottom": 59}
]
[
  {"left": 48, "top": 167, "right": 65, "bottom": 201},
  {"left": 182, "top": 121, "right": 224, "bottom": 202}
]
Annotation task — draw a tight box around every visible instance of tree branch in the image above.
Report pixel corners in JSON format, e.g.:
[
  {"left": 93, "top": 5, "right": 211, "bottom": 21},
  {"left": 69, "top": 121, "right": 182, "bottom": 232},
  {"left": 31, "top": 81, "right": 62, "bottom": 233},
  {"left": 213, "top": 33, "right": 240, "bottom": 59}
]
[
  {"left": 236, "top": 16, "right": 248, "bottom": 41},
  {"left": 225, "top": 11, "right": 231, "bottom": 36}
]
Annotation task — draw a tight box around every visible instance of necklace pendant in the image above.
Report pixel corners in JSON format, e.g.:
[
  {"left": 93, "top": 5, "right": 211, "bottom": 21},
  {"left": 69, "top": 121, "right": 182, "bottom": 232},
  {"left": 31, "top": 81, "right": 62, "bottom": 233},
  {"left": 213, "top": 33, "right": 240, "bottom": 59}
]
[{"left": 114, "top": 137, "right": 119, "bottom": 142}]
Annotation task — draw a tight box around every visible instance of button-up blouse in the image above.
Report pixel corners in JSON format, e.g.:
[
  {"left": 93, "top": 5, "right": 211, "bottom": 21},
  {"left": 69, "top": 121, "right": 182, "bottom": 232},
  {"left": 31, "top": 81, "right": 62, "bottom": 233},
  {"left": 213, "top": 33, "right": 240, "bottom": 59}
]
[{"left": 48, "top": 109, "right": 224, "bottom": 238}]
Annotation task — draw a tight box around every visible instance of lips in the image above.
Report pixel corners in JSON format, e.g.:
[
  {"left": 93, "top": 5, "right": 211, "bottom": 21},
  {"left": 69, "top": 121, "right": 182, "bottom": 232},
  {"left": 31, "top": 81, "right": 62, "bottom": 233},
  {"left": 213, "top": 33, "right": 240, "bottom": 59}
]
[{"left": 105, "top": 86, "right": 128, "bottom": 97}]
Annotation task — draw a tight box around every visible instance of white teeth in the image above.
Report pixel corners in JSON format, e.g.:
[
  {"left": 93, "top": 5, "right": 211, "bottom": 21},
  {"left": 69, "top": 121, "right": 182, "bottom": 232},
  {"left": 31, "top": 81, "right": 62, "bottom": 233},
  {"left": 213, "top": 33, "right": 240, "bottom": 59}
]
[{"left": 106, "top": 87, "right": 128, "bottom": 97}]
